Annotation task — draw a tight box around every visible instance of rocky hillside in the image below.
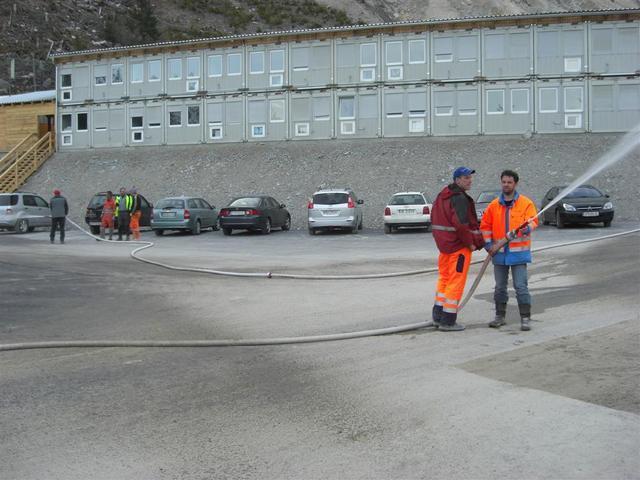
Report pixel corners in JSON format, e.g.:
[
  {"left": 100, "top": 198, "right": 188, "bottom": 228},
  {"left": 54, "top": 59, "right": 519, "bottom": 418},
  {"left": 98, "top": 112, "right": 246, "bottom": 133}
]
[{"left": 1, "top": 0, "right": 637, "bottom": 94}]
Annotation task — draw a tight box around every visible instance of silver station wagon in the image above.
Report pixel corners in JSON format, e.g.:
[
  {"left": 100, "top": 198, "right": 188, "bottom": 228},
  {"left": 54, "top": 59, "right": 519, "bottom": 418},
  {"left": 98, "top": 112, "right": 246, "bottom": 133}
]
[
  {"left": 151, "top": 196, "right": 219, "bottom": 235},
  {"left": 307, "top": 188, "right": 364, "bottom": 234},
  {"left": 0, "top": 192, "right": 51, "bottom": 233}
]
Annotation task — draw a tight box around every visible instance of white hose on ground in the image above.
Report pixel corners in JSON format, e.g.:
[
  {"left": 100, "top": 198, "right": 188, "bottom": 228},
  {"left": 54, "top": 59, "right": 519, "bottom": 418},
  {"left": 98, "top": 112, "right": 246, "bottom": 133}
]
[{"left": 1, "top": 221, "right": 637, "bottom": 352}]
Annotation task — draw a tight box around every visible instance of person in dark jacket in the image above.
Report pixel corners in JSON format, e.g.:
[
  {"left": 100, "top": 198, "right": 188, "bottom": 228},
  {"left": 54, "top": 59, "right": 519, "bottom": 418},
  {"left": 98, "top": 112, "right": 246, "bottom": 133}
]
[
  {"left": 429, "top": 167, "right": 485, "bottom": 331},
  {"left": 49, "top": 189, "right": 69, "bottom": 244}
]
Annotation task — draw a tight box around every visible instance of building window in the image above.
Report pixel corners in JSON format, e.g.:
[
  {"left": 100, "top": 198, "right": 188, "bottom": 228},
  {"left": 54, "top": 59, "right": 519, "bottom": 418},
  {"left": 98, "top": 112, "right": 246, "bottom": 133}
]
[
  {"left": 539, "top": 87, "right": 558, "bottom": 113},
  {"left": 111, "top": 64, "right": 124, "bottom": 84},
  {"left": 187, "top": 106, "right": 200, "bottom": 125},
  {"left": 407, "top": 92, "right": 426, "bottom": 117},
  {"left": 564, "top": 57, "right": 581, "bottom": 73},
  {"left": 95, "top": 76, "right": 106, "bottom": 86},
  {"left": 340, "top": 121, "right": 355, "bottom": 135},
  {"left": 169, "top": 111, "right": 182, "bottom": 126},
  {"left": 168, "top": 58, "right": 182, "bottom": 80},
  {"left": 62, "top": 90, "right": 72, "bottom": 101},
  {"left": 564, "top": 86, "right": 584, "bottom": 112},
  {"left": 95, "top": 66, "right": 107, "bottom": 86},
  {"left": 76, "top": 113, "right": 88, "bottom": 131},
  {"left": 339, "top": 97, "right": 355, "bottom": 119},
  {"left": 130, "top": 63, "right": 143, "bottom": 83},
  {"left": 61, "top": 73, "right": 72, "bottom": 88},
  {"left": 434, "top": 91, "right": 453, "bottom": 116},
  {"left": 292, "top": 47, "right": 309, "bottom": 71},
  {"left": 360, "top": 68, "right": 375, "bottom": 82},
  {"left": 227, "top": 53, "right": 241, "bottom": 76},
  {"left": 187, "top": 57, "right": 200, "bottom": 78},
  {"left": 132, "top": 131, "right": 144, "bottom": 143},
  {"left": 148, "top": 60, "right": 161, "bottom": 82},
  {"left": 408, "top": 39, "right": 426, "bottom": 64},
  {"left": 385, "top": 41, "right": 403, "bottom": 65},
  {"left": 148, "top": 121, "right": 161, "bottom": 128},
  {"left": 131, "top": 116, "right": 143, "bottom": 129},
  {"left": 186, "top": 80, "right": 199, "bottom": 92},
  {"left": 360, "top": 43, "right": 377, "bottom": 67},
  {"left": 251, "top": 124, "right": 265, "bottom": 137},
  {"left": 511, "top": 89, "right": 529, "bottom": 114},
  {"left": 385, "top": 93, "right": 403, "bottom": 118},
  {"left": 250, "top": 51, "right": 264, "bottom": 74},
  {"left": 208, "top": 55, "right": 222, "bottom": 77},
  {"left": 388, "top": 66, "right": 403, "bottom": 80},
  {"left": 295, "top": 122, "right": 310, "bottom": 136},
  {"left": 270, "top": 74, "right": 284, "bottom": 87},
  {"left": 313, "top": 97, "right": 330, "bottom": 121},
  {"left": 61, "top": 114, "right": 72, "bottom": 132},
  {"left": 269, "top": 99, "right": 285, "bottom": 123},
  {"left": 486, "top": 89, "right": 505, "bottom": 114},
  {"left": 62, "top": 134, "right": 72, "bottom": 146},
  {"left": 565, "top": 114, "right": 582, "bottom": 129},
  {"left": 409, "top": 118, "right": 425, "bottom": 133},
  {"left": 270, "top": 50, "right": 284, "bottom": 72},
  {"left": 209, "top": 124, "right": 223, "bottom": 139}
]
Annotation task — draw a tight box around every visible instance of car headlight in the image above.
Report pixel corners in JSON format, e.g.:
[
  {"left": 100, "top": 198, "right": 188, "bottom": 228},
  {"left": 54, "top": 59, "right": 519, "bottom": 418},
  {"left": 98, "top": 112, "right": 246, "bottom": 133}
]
[
  {"left": 562, "top": 203, "right": 577, "bottom": 212},
  {"left": 603, "top": 202, "right": 613, "bottom": 210}
]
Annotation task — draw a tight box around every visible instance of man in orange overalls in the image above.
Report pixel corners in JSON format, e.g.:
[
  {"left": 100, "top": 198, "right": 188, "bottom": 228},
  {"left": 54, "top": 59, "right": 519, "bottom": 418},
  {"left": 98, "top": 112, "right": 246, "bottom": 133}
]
[
  {"left": 100, "top": 190, "right": 116, "bottom": 240},
  {"left": 430, "top": 167, "right": 485, "bottom": 331},
  {"left": 129, "top": 188, "right": 142, "bottom": 241}
]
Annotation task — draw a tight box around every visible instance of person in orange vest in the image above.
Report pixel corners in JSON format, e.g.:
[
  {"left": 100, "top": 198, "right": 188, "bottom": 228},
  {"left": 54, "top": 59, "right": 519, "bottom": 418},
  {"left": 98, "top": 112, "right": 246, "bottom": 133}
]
[
  {"left": 480, "top": 170, "right": 539, "bottom": 331},
  {"left": 430, "top": 167, "right": 485, "bottom": 331},
  {"left": 129, "top": 187, "right": 142, "bottom": 241}
]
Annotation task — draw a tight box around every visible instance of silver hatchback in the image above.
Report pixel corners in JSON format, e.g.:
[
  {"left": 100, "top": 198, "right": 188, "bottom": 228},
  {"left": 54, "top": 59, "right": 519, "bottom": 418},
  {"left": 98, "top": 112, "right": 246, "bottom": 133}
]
[
  {"left": 0, "top": 192, "right": 52, "bottom": 233},
  {"left": 307, "top": 189, "right": 364, "bottom": 234}
]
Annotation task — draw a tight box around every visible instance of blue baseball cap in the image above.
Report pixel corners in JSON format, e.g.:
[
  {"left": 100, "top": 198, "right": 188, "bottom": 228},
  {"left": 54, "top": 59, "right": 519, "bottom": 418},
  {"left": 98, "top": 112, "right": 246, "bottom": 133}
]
[{"left": 453, "top": 166, "right": 476, "bottom": 179}]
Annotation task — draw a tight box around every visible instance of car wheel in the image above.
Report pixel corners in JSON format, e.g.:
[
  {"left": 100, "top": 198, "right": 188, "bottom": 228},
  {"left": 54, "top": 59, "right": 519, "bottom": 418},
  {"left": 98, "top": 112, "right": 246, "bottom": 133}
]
[
  {"left": 308, "top": 227, "right": 315, "bottom": 235},
  {"left": 212, "top": 219, "right": 220, "bottom": 231},
  {"left": 192, "top": 220, "right": 201, "bottom": 235},
  {"left": 222, "top": 227, "right": 232, "bottom": 236},
  {"left": 282, "top": 215, "right": 291, "bottom": 231},
  {"left": 16, "top": 219, "right": 28, "bottom": 234},
  {"left": 154, "top": 229, "right": 164, "bottom": 236},
  {"left": 90, "top": 225, "right": 100, "bottom": 235},
  {"left": 263, "top": 218, "right": 272, "bottom": 235},
  {"left": 603, "top": 220, "right": 612, "bottom": 227},
  {"left": 555, "top": 210, "right": 565, "bottom": 229},
  {"left": 28, "top": 226, "right": 36, "bottom": 232},
  {"left": 384, "top": 224, "right": 392, "bottom": 234}
]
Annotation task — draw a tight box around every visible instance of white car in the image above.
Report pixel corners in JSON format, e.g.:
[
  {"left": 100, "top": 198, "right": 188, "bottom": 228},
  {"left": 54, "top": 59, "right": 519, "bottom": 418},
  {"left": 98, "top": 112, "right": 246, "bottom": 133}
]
[{"left": 383, "top": 192, "right": 432, "bottom": 233}]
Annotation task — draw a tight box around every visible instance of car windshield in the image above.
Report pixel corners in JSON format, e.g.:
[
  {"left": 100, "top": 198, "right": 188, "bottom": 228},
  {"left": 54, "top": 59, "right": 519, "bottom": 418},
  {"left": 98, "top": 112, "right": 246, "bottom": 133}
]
[
  {"left": 0, "top": 195, "right": 19, "bottom": 206},
  {"left": 313, "top": 193, "right": 349, "bottom": 205},
  {"left": 477, "top": 192, "right": 499, "bottom": 203},
  {"left": 564, "top": 186, "right": 604, "bottom": 198},
  {"left": 88, "top": 195, "right": 106, "bottom": 207},
  {"left": 157, "top": 199, "right": 185, "bottom": 209},
  {"left": 230, "top": 197, "right": 261, "bottom": 207},
  {"left": 389, "top": 194, "right": 425, "bottom": 206}
]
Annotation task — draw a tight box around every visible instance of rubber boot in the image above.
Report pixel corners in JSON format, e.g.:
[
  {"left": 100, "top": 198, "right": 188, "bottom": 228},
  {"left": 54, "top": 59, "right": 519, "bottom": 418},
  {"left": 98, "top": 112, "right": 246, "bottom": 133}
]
[
  {"left": 439, "top": 311, "right": 465, "bottom": 332},
  {"left": 427, "top": 305, "right": 443, "bottom": 328},
  {"left": 519, "top": 303, "right": 531, "bottom": 331},
  {"left": 489, "top": 302, "right": 507, "bottom": 328}
]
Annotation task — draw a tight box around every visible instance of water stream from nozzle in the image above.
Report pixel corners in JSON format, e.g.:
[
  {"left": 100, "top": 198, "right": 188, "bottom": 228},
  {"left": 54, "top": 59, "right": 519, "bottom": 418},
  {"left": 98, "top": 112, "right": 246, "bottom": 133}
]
[{"left": 536, "top": 123, "right": 640, "bottom": 219}]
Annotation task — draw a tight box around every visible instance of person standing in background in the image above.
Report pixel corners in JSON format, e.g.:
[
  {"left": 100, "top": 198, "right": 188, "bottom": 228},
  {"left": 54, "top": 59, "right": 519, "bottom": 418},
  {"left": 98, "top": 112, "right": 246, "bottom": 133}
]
[
  {"left": 129, "top": 188, "right": 142, "bottom": 241},
  {"left": 49, "top": 189, "right": 69, "bottom": 244}
]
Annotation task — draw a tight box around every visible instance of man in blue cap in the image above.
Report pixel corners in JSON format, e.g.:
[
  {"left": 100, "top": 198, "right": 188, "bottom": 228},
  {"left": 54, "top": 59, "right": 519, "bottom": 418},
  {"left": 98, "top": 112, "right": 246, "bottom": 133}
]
[{"left": 429, "top": 167, "right": 485, "bottom": 331}]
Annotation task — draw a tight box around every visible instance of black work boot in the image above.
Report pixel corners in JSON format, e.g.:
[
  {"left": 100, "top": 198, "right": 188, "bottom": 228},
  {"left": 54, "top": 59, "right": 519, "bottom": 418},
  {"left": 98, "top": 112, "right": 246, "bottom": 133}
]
[
  {"left": 427, "top": 305, "right": 443, "bottom": 328},
  {"left": 519, "top": 303, "right": 532, "bottom": 331},
  {"left": 489, "top": 302, "right": 507, "bottom": 328},
  {"left": 439, "top": 311, "right": 465, "bottom": 332}
]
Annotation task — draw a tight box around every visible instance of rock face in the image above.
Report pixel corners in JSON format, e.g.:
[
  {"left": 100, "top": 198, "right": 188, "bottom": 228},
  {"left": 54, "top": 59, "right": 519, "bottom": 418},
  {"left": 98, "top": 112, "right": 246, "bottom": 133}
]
[{"left": 24, "top": 133, "right": 640, "bottom": 229}]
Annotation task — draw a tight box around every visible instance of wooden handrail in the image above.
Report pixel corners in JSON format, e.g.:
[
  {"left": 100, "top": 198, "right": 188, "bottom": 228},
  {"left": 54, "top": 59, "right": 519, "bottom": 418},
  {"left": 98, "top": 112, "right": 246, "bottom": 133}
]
[
  {"left": 0, "top": 132, "right": 54, "bottom": 193},
  {"left": 0, "top": 133, "right": 38, "bottom": 174}
]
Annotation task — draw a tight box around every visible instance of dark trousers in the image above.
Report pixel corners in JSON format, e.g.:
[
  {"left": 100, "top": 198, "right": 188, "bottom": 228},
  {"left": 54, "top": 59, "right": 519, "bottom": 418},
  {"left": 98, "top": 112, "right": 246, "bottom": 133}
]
[
  {"left": 50, "top": 217, "right": 66, "bottom": 242},
  {"left": 118, "top": 213, "right": 130, "bottom": 239}
]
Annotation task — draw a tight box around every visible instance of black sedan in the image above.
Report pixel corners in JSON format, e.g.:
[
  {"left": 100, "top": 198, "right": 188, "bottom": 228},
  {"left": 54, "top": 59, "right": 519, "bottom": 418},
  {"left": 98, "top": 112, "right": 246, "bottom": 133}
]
[
  {"left": 541, "top": 185, "right": 614, "bottom": 228},
  {"left": 218, "top": 195, "right": 291, "bottom": 235}
]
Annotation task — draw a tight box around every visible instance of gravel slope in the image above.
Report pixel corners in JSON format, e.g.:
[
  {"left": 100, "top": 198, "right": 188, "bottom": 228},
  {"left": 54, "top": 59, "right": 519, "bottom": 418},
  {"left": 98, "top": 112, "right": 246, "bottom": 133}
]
[{"left": 22, "top": 133, "right": 640, "bottom": 230}]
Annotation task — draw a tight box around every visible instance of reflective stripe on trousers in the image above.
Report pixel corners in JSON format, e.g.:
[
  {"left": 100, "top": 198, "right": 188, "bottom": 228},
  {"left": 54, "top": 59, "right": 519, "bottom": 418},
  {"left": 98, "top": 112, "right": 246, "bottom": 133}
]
[{"left": 434, "top": 247, "right": 472, "bottom": 313}]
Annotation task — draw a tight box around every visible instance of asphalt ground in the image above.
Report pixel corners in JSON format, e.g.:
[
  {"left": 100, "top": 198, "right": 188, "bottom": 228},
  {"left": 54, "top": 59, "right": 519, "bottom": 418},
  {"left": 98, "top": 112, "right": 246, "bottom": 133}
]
[{"left": 1, "top": 222, "right": 639, "bottom": 479}]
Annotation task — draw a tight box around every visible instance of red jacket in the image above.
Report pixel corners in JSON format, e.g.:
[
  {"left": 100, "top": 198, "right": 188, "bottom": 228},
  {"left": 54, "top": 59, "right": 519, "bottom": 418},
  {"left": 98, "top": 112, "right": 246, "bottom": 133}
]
[{"left": 431, "top": 184, "right": 484, "bottom": 253}]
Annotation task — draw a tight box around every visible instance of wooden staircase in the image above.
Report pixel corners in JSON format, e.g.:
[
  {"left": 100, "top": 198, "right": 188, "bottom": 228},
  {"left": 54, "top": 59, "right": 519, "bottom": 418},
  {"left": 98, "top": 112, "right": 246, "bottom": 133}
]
[{"left": 0, "top": 132, "right": 55, "bottom": 193}]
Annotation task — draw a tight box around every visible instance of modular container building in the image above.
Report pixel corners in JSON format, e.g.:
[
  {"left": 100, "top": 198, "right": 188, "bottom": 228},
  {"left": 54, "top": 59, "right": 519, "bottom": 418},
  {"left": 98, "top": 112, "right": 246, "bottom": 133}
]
[{"left": 51, "top": 9, "right": 640, "bottom": 149}]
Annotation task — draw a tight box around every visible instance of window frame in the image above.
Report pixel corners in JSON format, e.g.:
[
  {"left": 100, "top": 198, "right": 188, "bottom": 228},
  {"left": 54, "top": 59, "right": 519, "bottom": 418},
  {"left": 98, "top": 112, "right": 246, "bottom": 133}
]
[
  {"left": 251, "top": 124, "right": 266, "bottom": 138},
  {"left": 510, "top": 88, "right": 530, "bottom": 114},
  {"left": 187, "top": 105, "right": 201, "bottom": 126},
  {"left": 360, "top": 43, "right": 377, "bottom": 67},
  {"left": 168, "top": 58, "right": 182, "bottom": 80},
  {"left": 131, "top": 115, "right": 144, "bottom": 129},
  {"left": 227, "top": 53, "right": 242, "bottom": 76},
  {"left": 408, "top": 39, "right": 426, "bottom": 64},
  {"left": 486, "top": 89, "right": 505, "bottom": 115},
  {"left": 148, "top": 60, "right": 161, "bottom": 82},
  {"left": 269, "top": 99, "right": 285, "bottom": 123},
  {"left": 130, "top": 63, "right": 144, "bottom": 83},
  {"left": 208, "top": 55, "right": 223, "bottom": 77},
  {"left": 338, "top": 96, "right": 356, "bottom": 120},
  {"left": 169, "top": 110, "right": 182, "bottom": 127},
  {"left": 61, "top": 114, "right": 73, "bottom": 132},
  {"left": 385, "top": 41, "right": 403, "bottom": 66},
  {"left": 564, "top": 86, "right": 584, "bottom": 113},
  {"left": 295, "top": 122, "right": 310, "bottom": 136},
  {"left": 187, "top": 56, "right": 201, "bottom": 79},
  {"left": 111, "top": 64, "right": 124, "bottom": 85},
  {"left": 61, "top": 73, "right": 72, "bottom": 88},
  {"left": 250, "top": 51, "right": 265, "bottom": 75},
  {"left": 76, "top": 112, "right": 89, "bottom": 132},
  {"left": 269, "top": 49, "right": 285, "bottom": 73}
]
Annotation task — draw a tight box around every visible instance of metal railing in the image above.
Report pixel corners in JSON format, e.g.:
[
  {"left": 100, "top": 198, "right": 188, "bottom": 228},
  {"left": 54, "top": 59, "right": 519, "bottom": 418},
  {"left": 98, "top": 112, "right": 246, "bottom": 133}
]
[{"left": 0, "top": 132, "right": 54, "bottom": 193}]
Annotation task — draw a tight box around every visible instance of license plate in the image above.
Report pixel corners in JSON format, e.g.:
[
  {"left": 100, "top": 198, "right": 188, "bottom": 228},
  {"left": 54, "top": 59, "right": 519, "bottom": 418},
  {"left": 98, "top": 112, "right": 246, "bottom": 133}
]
[
  {"left": 161, "top": 212, "right": 176, "bottom": 217},
  {"left": 582, "top": 211, "right": 599, "bottom": 217},
  {"left": 398, "top": 209, "right": 415, "bottom": 214},
  {"left": 322, "top": 210, "right": 339, "bottom": 216},
  {"left": 230, "top": 211, "right": 245, "bottom": 216}
]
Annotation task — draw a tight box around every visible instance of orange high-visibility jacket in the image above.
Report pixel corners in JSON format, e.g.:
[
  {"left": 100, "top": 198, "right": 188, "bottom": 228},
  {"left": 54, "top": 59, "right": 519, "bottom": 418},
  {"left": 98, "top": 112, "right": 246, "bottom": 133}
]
[{"left": 480, "top": 191, "right": 538, "bottom": 265}]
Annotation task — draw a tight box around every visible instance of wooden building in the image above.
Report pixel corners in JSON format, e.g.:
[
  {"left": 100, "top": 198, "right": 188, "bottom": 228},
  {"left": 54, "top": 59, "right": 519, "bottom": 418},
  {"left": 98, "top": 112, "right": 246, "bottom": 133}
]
[{"left": 0, "top": 90, "right": 56, "bottom": 152}]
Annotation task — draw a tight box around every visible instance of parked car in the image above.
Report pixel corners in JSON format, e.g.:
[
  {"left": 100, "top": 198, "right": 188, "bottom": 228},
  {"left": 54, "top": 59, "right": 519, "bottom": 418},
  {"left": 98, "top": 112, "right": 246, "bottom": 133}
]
[
  {"left": 0, "top": 192, "right": 51, "bottom": 233},
  {"left": 475, "top": 190, "right": 501, "bottom": 221},
  {"left": 85, "top": 192, "right": 153, "bottom": 235},
  {"left": 307, "top": 188, "right": 364, "bottom": 234},
  {"left": 383, "top": 192, "right": 432, "bottom": 233},
  {"left": 218, "top": 195, "right": 291, "bottom": 235},
  {"left": 540, "top": 185, "right": 614, "bottom": 228},
  {"left": 151, "top": 196, "right": 219, "bottom": 235}
]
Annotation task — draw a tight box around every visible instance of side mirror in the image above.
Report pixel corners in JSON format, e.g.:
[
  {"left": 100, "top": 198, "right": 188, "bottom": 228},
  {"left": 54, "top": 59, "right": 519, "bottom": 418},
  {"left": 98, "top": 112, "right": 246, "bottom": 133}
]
[
  {"left": 280, "top": 203, "right": 286, "bottom": 208},
  {"left": 357, "top": 199, "right": 364, "bottom": 205}
]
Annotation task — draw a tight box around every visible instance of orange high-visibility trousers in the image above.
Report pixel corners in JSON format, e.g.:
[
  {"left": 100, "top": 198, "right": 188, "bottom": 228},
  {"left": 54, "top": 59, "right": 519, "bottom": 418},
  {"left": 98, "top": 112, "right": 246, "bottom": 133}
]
[
  {"left": 434, "top": 247, "right": 472, "bottom": 317},
  {"left": 130, "top": 211, "right": 141, "bottom": 240}
]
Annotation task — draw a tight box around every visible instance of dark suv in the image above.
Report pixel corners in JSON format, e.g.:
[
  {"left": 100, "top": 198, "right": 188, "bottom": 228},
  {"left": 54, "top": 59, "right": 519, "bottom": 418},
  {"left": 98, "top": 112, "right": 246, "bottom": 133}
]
[{"left": 85, "top": 192, "right": 153, "bottom": 234}]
